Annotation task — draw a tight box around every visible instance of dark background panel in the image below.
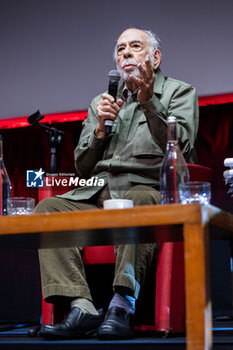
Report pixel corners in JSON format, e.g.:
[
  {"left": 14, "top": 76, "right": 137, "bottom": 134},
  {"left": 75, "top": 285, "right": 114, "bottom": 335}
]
[{"left": 0, "top": 0, "right": 233, "bottom": 119}]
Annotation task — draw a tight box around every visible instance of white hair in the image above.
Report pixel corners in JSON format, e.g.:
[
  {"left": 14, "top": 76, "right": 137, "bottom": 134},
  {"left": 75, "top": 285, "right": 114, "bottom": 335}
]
[
  {"left": 113, "top": 28, "right": 161, "bottom": 61},
  {"left": 143, "top": 30, "right": 161, "bottom": 54}
]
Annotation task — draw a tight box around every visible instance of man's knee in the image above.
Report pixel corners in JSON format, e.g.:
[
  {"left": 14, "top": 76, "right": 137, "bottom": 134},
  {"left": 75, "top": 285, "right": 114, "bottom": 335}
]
[
  {"left": 124, "top": 185, "right": 161, "bottom": 206},
  {"left": 35, "top": 196, "right": 98, "bottom": 214},
  {"left": 35, "top": 197, "right": 75, "bottom": 213}
]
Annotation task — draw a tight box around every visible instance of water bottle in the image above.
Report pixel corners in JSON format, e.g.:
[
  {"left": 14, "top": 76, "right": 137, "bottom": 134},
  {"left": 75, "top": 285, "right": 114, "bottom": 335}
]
[
  {"left": 160, "top": 116, "right": 189, "bottom": 204},
  {"left": 223, "top": 158, "right": 233, "bottom": 197},
  {"left": 0, "top": 135, "right": 12, "bottom": 215}
]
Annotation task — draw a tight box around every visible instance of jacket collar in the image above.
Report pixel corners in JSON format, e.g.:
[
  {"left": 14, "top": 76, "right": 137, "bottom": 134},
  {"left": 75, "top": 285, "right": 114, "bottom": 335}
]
[{"left": 153, "top": 68, "right": 165, "bottom": 95}]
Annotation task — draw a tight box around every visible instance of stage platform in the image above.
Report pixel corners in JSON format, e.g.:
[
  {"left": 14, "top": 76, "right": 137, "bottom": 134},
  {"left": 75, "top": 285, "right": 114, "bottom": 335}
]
[{"left": 0, "top": 321, "right": 232, "bottom": 350}]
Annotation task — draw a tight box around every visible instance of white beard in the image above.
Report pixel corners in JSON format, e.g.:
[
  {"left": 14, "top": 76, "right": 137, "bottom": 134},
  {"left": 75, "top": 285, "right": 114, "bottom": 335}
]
[
  {"left": 117, "top": 59, "right": 140, "bottom": 81},
  {"left": 117, "top": 54, "right": 154, "bottom": 82}
]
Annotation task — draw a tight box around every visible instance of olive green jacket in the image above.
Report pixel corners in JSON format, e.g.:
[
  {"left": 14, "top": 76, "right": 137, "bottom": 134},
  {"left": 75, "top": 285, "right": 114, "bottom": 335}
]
[{"left": 60, "top": 69, "right": 199, "bottom": 200}]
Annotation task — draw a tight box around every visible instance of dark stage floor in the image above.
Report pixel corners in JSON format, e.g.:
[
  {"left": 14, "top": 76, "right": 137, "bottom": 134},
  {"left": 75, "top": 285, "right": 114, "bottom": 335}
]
[{"left": 0, "top": 320, "right": 233, "bottom": 350}]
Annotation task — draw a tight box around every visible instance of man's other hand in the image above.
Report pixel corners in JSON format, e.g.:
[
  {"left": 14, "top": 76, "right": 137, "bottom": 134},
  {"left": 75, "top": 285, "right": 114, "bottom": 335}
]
[{"left": 130, "top": 55, "right": 155, "bottom": 104}]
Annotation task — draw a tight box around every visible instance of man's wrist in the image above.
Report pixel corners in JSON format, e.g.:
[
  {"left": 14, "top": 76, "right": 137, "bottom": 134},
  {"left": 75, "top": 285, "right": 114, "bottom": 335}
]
[
  {"left": 140, "top": 97, "right": 154, "bottom": 112},
  {"left": 95, "top": 124, "right": 106, "bottom": 138}
]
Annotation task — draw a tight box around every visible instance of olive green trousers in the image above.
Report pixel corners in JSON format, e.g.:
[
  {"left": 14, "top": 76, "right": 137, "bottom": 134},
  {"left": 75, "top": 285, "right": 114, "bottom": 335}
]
[{"left": 36, "top": 185, "right": 160, "bottom": 303}]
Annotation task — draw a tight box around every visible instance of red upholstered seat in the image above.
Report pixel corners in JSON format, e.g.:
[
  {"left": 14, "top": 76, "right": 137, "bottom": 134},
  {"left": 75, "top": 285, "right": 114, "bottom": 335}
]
[
  {"left": 82, "top": 246, "right": 115, "bottom": 264},
  {"left": 39, "top": 164, "right": 213, "bottom": 333}
]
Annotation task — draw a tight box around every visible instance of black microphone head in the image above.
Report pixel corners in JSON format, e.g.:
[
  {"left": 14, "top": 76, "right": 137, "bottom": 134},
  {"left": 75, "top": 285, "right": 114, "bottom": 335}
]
[
  {"left": 28, "top": 110, "right": 44, "bottom": 126},
  {"left": 108, "top": 70, "right": 120, "bottom": 82}
]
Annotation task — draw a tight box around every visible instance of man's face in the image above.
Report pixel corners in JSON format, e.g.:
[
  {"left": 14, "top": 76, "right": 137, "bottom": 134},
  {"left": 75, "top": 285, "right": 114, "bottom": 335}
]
[{"left": 116, "top": 29, "right": 153, "bottom": 81}]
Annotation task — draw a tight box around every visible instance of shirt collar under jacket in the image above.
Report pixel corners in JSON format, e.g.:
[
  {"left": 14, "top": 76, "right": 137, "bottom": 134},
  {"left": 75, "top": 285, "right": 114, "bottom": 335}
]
[{"left": 122, "top": 85, "right": 138, "bottom": 103}]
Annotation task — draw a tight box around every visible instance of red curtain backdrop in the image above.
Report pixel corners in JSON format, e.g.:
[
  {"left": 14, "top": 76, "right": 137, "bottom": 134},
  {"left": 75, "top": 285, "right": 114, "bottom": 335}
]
[{"left": 1, "top": 100, "right": 233, "bottom": 211}]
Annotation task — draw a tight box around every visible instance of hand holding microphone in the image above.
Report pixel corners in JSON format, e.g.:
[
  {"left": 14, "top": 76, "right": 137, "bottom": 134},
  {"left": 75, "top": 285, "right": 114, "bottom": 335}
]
[
  {"left": 96, "top": 70, "right": 122, "bottom": 138},
  {"left": 105, "top": 70, "right": 121, "bottom": 135}
]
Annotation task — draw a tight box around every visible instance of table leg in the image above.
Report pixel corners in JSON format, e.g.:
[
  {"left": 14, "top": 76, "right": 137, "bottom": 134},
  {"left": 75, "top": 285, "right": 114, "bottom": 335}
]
[{"left": 183, "top": 221, "right": 212, "bottom": 350}]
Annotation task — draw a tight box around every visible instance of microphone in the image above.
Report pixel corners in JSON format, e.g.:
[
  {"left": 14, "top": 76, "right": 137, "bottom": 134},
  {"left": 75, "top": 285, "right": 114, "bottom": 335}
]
[
  {"left": 27, "top": 110, "right": 64, "bottom": 173},
  {"left": 105, "top": 70, "right": 121, "bottom": 135},
  {"left": 28, "top": 110, "right": 44, "bottom": 126}
]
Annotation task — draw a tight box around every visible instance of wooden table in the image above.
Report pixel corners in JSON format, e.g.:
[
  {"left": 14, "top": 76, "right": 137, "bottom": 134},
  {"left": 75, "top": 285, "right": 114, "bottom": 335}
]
[{"left": 0, "top": 203, "right": 233, "bottom": 350}]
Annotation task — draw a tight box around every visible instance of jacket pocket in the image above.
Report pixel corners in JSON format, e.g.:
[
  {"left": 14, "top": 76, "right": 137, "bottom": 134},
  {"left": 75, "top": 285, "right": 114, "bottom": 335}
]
[{"left": 133, "top": 120, "right": 164, "bottom": 157}]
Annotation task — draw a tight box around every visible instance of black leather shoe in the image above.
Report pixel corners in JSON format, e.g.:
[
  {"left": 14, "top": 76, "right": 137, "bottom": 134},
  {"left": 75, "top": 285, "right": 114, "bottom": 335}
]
[
  {"left": 97, "top": 307, "right": 134, "bottom": 340},
  {"left": 39, "top": 307, "right": 105, "bottom": 340}
]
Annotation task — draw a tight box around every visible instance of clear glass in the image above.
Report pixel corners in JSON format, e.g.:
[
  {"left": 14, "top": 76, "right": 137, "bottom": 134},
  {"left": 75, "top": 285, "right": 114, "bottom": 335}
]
[
  {"left": 160, "top": 117, "right": 189, "bottom": 204},
  {"left": 7, "top": 197, "right": 35, "bottom": 215},
  {"left": 0, "top": 137, "right": 12, "bottom": 215},
  {"left": 179, "top": 181, "right": 211, "bottom": 205}
]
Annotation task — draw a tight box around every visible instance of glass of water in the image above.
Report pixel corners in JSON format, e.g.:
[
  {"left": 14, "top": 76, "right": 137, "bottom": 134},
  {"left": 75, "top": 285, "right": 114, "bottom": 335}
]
[
  {"left": 7, "top": 197, "right": 35, "bottom": 215},
  {"left": 179, "top": 181, "right": 211, "bottom": 205}
]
